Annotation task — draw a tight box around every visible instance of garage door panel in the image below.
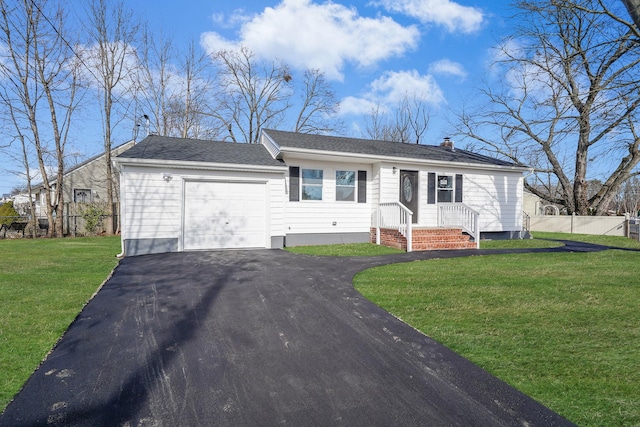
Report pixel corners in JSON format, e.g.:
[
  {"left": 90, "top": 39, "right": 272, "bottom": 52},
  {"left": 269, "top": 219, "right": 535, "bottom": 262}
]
[{"left": 183, "top": 181, "right": 267, "bottom": 250}]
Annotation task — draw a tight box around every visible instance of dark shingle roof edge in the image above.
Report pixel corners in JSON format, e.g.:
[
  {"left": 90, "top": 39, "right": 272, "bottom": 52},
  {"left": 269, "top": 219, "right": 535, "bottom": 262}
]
[
  {"left": 32, "top": 140, "right": 137, "bottom": 189},
  {"left": 116, "top": 135, "right": 286, "bottom": 168},
  {"left": 262, "top": 129, "right": 527, "bottom": 169}
]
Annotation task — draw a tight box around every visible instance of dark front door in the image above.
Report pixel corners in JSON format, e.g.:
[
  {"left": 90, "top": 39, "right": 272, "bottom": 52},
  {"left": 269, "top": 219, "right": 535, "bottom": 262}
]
[{"left": 399, "top": 170, "right": 418, "bottom": 223}]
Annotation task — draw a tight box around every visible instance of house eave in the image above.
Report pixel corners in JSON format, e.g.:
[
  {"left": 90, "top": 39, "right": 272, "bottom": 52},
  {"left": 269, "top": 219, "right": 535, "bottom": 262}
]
[
  {"left": 278, "top": 147, "right": 529, "bottom": 172},
  {"left": 113, "top": 157, "right": 287, "bottom": 174}
]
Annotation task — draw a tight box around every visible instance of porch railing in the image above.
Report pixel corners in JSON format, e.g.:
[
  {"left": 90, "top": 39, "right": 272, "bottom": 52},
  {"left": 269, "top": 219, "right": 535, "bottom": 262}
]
[
  {"left": 438, "top": 203, "right": 480, "bottom": 249},
  {"left": 377, "top": 202, "right": 413, "bottom": 252}
]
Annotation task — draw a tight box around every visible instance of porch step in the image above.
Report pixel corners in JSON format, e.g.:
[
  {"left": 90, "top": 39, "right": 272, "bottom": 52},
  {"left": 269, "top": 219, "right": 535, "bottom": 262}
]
[{"left": 371, "top": 227, "right": 477, "bottom": 251}]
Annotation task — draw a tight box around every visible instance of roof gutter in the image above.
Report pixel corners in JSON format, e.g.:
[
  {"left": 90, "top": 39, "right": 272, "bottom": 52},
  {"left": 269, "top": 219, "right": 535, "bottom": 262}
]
[
  {"left": 278, "top": 146, "right": 530, "bottom": 172},
  {"left": 113, "top": 156, "right": 287, "bottom": 173}
]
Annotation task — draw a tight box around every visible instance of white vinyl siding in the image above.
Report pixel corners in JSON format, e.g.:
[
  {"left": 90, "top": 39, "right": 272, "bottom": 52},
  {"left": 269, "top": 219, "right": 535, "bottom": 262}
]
[
  {"left": 120, "top": 165, "right": 285, "bottom": 248},
  {"left": 463, "top": 171, "right": 523, "bottom": 231},
  {"left": 285, "top": 161, "right": 372, "bottom": 234},
  {"left": 121, "top": 168, "right": 182, "bottom": 239},
  {"left": 376, "top": 164, "right": 523, "bottom": 230}
]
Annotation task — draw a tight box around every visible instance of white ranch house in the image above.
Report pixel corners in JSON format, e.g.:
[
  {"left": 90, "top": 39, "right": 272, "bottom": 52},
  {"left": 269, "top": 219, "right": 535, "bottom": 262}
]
[{"left": 113, "top": 130, "right": 528, "bottom": 256}]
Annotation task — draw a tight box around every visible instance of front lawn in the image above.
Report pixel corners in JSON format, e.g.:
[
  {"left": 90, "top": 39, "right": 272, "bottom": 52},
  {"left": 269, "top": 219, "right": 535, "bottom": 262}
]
[
  {"left": 2, "top": 233, "right": 638, "bottom": 425},
  {"left": 354, "top": 233, "right": 640, "bottom": 426},
  {"left": 0, "top": 236, "right": 121, "bottom": 410},
  {"left": 285, "top": 242, "right": 404, "bottom": 256}
]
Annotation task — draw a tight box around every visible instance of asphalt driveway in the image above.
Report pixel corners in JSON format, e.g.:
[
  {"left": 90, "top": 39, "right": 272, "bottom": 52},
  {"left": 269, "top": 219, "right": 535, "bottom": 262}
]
[{"left": 0, "top": 243, "right": 600, "bottom": 426}]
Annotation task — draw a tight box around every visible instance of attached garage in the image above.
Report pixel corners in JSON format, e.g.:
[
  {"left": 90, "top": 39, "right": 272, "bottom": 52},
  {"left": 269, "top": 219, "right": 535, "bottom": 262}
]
[
  {"left": 183, "top": 180, "right": 268, "bottom": 250},
  {"left": 114, "top": 136, "right": 286, "bottom": 256}
]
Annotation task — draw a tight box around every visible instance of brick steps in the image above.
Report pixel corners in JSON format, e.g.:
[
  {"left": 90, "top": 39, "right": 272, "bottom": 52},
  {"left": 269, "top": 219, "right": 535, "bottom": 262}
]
[{"left": 371, "top": 227, "right": 477, "bottom": 251}]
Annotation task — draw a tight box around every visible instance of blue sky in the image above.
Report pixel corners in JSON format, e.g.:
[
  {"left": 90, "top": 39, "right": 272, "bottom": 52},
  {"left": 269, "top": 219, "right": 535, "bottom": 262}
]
[
  {"left": 1, "top": 0, "right": 514, "bottom": 195},
  {"left": 137, "top": 0, "right": 511, "bottom": 139}
]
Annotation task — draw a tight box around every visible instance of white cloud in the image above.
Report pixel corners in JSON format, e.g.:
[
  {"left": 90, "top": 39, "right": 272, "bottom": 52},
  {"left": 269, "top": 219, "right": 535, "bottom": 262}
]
[
  {"left": 339, "top": 96, "right": 379, "bottom": 115},
  {"left": 339, "top": 69, "right": 445, "bottom": 116},
  {"left": 370, "top": 70, "right": 445, "bottom": 104},
  {"left": 428, "top": 59, "right": 467, "bottom": 79},
  {"left": 199, "top": 32, "right": 239, "bottom": 55},
  {"left": 372, "top": 0, "right": 484, "bottom": 34},
  {"left": 200, "top": 0, "right": 420, "bottom": 81},
  {"left": 211, "top": 9, "right": 252, "bottom": 29}
]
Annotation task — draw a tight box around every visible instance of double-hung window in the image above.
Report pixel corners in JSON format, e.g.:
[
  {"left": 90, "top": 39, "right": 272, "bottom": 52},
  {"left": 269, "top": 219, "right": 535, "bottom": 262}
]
[
  {"left": 335, "top": 170, "right": 355, "bottom": 201},
  {"left": 437, "top": 175, "right": 453, "bottom": 202},
  {"left": 301, "top": 169, "right": 323, "bottom": 200},
  {"left": 428, "top": 173, "right": 463, "bottom": 204}
]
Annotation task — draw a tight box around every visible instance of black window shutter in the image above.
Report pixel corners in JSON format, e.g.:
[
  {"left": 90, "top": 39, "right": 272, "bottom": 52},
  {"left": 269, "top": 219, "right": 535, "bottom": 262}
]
[
  {"left": 357, "top": 170, "right": 366, "bottom": 203},
  {"left": 455, "top": 174, "right": 463, "bottom": 202},
  {"left": 289, "top": 167, "right": 300, "bottom": 202},
  {"left": 427, "top": 173, "right": 436, "bottom": 204}
]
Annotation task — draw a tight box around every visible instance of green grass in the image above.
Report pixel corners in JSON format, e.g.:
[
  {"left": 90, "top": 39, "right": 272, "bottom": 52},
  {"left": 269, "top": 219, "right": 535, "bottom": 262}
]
[
  {"left": 0, "top": 236, "right": 120, "bottom": 410},
  {"left": 353, "top": 233, "right": 640, "bottom": 427},
  {"left": 2, "top": 233, "right": 639, "bottom": 424},
  {"left": 285, "top": 242, "right": 404, "bottom": 256},
  {"left": 480, "top": 237, "right": 564, "bottom": 249},
  {"left": 533, "top": 231, "right": 640, "bottom": 249}
]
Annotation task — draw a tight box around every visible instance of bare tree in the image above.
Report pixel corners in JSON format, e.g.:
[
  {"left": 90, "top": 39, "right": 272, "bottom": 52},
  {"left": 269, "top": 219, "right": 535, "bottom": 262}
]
[
  {"left": 294, "top": 68, "right": 342, "bottom": 134},
  {"left": 363, "top": 95, "right": 430, "bottom": 143},
  {"left": 0, "top": 0, "right": 81, "bottom": 237},
  {"left": 211, "top": 47, "right": 292, "bottom": 143},
  {"left": 136, "top": 32, "right": 220, "bottom": 140},
  {"left": 456, "top": 0, "right": 640, "bottom": 215},
  {"left": 613, "top": 176, "right": 640, "bottom": 214},
  {"left": 136, "top": 27, "right": 174, "bottom": 138},
  {"left": 173, "top": 40, "right": 219, "bottom": 139},
  {"left": 84, "top": 0, "right": 139, "bottom": 235}
]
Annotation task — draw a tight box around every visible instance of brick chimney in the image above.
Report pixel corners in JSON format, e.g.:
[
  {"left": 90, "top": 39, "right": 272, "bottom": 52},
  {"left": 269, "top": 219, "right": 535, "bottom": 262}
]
[{"left": 441, "top": 137, "right": 455, "bottom": 151}]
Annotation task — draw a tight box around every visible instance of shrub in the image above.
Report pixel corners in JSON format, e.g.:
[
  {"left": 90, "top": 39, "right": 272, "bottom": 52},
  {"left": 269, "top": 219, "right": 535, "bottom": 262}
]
[
  {"left": 0, "top": 201, "right": 19, "bottom": 226},
  {"left": 78, "top": 202, "right": 109, "bottom": 235}
]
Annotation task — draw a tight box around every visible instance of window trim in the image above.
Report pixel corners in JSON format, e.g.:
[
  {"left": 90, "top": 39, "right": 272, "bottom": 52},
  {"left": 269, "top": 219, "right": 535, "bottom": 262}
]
[
  {"left": 428, "top": 173, "right": 463, "bottom": 204},
  {"left": 301, "top": 168, "right": 324, "bottom": 201},
  {"left": 335, "top": 170, "right": 356, "bottom": 202},
  {"left": 437, "top": 174, "right": 454, "bottom": 203}
]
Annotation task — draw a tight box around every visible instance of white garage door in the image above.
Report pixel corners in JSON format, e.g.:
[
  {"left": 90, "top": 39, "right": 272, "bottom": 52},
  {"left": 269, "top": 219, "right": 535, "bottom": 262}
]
[{"left": 183, "top": 180, "right": 267, "bottom": 250}]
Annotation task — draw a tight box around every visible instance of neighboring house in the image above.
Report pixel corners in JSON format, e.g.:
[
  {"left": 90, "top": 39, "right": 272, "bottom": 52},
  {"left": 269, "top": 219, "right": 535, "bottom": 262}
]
[
  {"left": 523, "top": 190, "right": 544, "bottom": 217},
  {"left": 32, "top": 140, "right": 136, "bottom": 218},
  {"left": 114, "top": 130, "right": 528, "bottom": 256}
]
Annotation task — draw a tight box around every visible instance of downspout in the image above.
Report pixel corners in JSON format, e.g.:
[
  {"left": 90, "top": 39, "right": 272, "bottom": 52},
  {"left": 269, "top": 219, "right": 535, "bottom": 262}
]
[{"left": 114, "top": 160, "right": 126, "bottom": 258}]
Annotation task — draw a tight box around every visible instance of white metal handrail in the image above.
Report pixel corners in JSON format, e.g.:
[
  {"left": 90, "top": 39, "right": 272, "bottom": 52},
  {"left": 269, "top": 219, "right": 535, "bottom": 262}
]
[
  {"left": 438, "top": 203, "right": 480, "bottom": 249},
  {"left": 376, "top": 202, "right": 413, "bottom": 252}
]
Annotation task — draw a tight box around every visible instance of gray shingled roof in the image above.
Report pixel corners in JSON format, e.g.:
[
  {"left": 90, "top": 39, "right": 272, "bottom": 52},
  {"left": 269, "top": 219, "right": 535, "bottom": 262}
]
[
  {"left": 264, "top": 129, "right": 522, "bottom": 168},
  {"left": 117, "top": 135, "right": 285, "bottom": 168}
]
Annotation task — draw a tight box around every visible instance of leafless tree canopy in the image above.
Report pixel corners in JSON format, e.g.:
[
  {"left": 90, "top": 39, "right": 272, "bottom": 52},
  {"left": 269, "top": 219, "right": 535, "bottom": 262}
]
[
  {"left": 456, "top": 0, "right": 640, "bottom": 215},
  {"left": 294, "top": 69, "right": 342, "bottom": 134},
  {"left": 0, "top": 3, "right": 343, "bottom": 235},
  {"left": 84, "top": 0, "right": 139, "bottom": 235},
  {"left": 210, "top": 47, "right": 293, "bottom": 144},
  {"left": 0, "top": 0, "right": 81, "bottom": 236},
  {"left": 363, "top": 95, "right": 430, "bottom": 144},
  {"left": 209, "top": 47, "right": 342, "bottom": 143},
  {"left": 136, "top": 32, "right": 220, "bottom": 141}
]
